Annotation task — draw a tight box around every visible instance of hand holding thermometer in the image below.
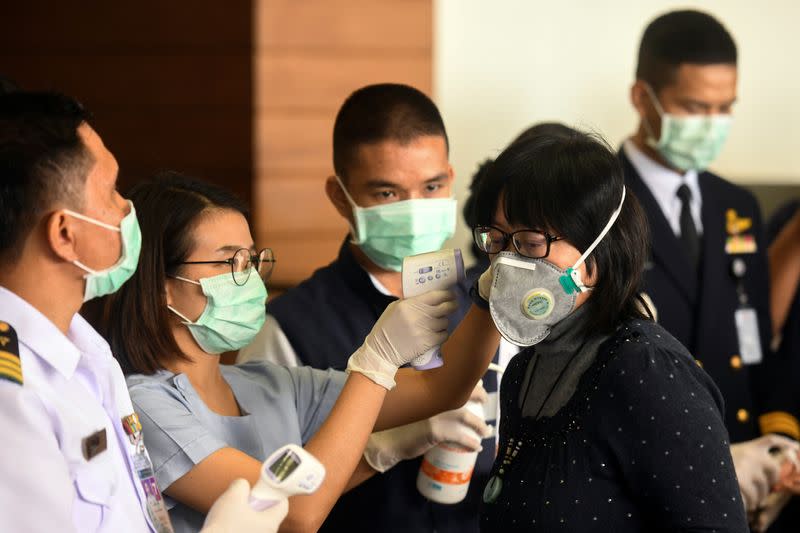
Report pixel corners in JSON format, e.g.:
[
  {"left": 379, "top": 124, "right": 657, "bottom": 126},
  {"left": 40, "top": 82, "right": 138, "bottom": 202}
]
[
  {"left": 249, "top": 444, "right": 326, "bottom": 510},
  {"left": 401, "top": 249, "right": 465, "bottom": 370}
]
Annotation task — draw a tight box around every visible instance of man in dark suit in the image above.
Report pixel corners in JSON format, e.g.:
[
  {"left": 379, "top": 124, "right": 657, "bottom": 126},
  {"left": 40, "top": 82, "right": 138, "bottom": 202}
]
[{"left": 620, "top": 10, "right": 799, "bottom": 529}]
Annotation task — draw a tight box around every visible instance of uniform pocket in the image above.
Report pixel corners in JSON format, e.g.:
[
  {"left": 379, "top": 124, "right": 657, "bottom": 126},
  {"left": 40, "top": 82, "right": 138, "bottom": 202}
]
[{"left": 73, "top": 463, "right": 118, "bottom": 528}]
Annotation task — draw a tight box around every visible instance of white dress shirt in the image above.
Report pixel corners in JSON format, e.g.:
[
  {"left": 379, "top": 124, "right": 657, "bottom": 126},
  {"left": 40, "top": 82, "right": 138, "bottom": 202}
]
[
  {"left": 623, "top": 139, "right": 704, "bottom": 236},
  {"left": 0, "top": 287, "right": 156, "bottom": 533}
]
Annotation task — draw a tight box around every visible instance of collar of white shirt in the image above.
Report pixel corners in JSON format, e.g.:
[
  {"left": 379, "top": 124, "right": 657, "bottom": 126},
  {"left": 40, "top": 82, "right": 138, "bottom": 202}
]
[
  {"left": 367, "top": 272, "right": 394, "bottom": 297},
  {"left": 0, "top": 286, "right": 111, "bottom": 379},
  {"left": 623, "top": 139, "right": 704, "bottom": 235}
]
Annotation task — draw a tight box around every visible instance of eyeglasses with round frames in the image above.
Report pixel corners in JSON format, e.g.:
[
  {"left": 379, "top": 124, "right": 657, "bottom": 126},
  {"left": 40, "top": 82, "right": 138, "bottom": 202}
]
[{"left": 181, "top": 248, "right": 276, "bottom": 286}]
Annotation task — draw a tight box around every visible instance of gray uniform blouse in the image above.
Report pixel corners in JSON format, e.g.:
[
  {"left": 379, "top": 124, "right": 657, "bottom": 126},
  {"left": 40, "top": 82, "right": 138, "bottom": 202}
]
[{"left": 127, "top": 361, "right": 346, "bottom": 533}]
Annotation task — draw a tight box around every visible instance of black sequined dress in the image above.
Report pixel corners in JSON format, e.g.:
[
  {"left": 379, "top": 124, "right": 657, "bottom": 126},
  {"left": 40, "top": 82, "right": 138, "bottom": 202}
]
[{"left": 480, "top": 319, "right": 748, "bottom": 533}]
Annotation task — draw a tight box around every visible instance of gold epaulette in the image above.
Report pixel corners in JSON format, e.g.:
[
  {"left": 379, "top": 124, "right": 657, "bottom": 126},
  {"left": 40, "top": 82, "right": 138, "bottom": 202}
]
[{"left": 0, "top": 321, "right": 22, "bottom": 385}]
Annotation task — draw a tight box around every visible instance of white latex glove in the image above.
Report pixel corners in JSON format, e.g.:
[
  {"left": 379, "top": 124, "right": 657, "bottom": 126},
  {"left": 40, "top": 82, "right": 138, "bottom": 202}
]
[
  {"left": 731, "top": 434, "right": 800, "bottom": 512},
  {"left": 347, "top": 290, "right": 458, "bottom": 390},
  {"left": 363, "top": 382, "right": 491, "bottom": 472},
  {"left": 200, "top": 478, "right": 288, "bottom": 533},
  {"left": 750, "top": 491, "right": 792, "bottom": 533}
]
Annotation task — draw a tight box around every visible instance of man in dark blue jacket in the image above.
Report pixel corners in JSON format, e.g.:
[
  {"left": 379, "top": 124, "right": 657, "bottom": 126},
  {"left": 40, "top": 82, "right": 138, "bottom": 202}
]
[
  {"left": 620, "top": 10, "right": 799, "bottom": 527},
  {"left": 240, "top": 83, "right": 497, "bottom": 533}
]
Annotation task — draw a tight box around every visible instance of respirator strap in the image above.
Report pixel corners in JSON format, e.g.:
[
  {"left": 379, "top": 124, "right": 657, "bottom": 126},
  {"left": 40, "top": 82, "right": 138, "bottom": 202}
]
[{"left": 559, "top": 186, "right": 627, "bottom": 294}]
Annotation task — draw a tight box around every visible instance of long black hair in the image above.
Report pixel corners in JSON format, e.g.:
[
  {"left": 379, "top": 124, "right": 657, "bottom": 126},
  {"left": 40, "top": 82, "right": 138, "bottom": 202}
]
[
  {"left": 474, "top": 129, "right": 651, "bottom": 334},
  {"left": 100, "top": 171, "right": 248, "bottom": 375}
]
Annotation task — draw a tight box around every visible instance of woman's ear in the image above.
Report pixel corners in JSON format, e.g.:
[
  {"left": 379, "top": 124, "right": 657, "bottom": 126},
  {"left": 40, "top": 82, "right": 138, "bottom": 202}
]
[{"left": 164, "top": 278, "right": 176, "bottom": 307}]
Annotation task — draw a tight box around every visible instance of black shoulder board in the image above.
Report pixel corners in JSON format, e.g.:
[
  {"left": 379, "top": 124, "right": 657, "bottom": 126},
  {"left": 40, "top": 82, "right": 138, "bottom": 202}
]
[{"left": 0, "top": 321, "right": 22, "bottom": 385}]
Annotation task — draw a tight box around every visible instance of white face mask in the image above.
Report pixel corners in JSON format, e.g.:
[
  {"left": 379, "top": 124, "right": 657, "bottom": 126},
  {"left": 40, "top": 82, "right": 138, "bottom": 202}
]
[{"left": 488, "top": 187, "right": 626, "bottom": 346}]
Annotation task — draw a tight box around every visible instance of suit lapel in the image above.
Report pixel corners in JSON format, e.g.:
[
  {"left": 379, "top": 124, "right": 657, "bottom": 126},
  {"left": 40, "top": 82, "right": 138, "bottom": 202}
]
[{"left": 620, "top": 150, "right": 697, "bottom": 303}]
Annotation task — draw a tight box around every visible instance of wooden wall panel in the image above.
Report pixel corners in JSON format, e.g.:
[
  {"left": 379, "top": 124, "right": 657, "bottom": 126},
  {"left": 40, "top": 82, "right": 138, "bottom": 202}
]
[
  {"left": 256, "top": 0, "right": 431, "bottom": 51},
  {"left": 254, "top": 176, "right": 347, "bottom": 235},
  {"left": 256, "top": 115, "right": 333, "bottom": 171},
  {"left": 256, "top": 53, "right": 431, "bottom": 113},
  {"left": 0, "top": 1, "right": 253, "bottom": 202},
  {"left": 254, "top": 0, "right": 433, "bottom": 288},
  {"left": 267, "top": 237, "right": 347, "bottom": 287}
]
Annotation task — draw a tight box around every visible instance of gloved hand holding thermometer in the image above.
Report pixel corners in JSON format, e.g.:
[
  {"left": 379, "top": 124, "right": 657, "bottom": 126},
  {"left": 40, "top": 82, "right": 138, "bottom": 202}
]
[
  {"left": 346, "top": 288, "right": 458, "bottom": 390},
  {"left": 401, "top": 249, "right": 465, "bottom": 369}
]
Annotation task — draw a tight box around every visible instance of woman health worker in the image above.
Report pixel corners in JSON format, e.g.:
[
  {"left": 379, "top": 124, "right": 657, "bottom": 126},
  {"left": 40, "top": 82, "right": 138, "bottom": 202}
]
[{"left": 99, "top": 173, "right": 497, "bottom": 532}]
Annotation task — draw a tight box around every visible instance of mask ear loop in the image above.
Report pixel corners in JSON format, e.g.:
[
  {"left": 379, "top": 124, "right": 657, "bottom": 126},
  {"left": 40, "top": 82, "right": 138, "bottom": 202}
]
[
  {"left": 166, "top": 275, "right": 203, "bottom": 324},
  {"left": 63, "top": 206, "right": 125, "bottom": 277},
  {"left": 559, "top": 186, "right": 626, "bottom": 294},
  {"left": 641, "top": 84, "right": 666, "bottom": 146},
  {"left": 334, "top": 175, "right": 365, "bottom": 244}
]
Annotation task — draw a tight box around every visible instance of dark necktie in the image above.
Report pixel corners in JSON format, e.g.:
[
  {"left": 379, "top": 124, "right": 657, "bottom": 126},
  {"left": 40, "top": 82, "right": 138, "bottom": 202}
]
[{"left": 677, "top": 184, "right": 700, "bottom": 268}]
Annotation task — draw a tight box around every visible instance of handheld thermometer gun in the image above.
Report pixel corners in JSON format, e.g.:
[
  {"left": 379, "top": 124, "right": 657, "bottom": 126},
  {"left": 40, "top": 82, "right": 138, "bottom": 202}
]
[
  {"left": 249, "top": 444, "right": 326, "bottom": 510},
  {"left": 401, "top": 249, "right": 465, "bottom": 370}
]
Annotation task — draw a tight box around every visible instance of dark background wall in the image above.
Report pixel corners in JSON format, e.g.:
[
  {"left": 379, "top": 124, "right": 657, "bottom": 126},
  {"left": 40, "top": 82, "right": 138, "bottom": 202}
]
[{"left": 0, "top": 1, "right": 253, "bottom": 204}]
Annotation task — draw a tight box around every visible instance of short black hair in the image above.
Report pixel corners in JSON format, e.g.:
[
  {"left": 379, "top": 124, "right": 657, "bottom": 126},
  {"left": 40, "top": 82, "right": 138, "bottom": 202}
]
[
  {"left": 101, "top": 171, "right": 248, "bottom": 375},
  {"left": 333, "top": 83, "right": 448, "bottom": 180},
  {"left": 473, "top": 130, "right": 651, "bottom": 334},
  {"left": 636, "top": 10, "right": 737, "bottom": 91},
  {"left": 0, "top": 91, "right": 93, "bottom": 263},
  {"left": 463, "top": 122, "right": 578, "bottom": 233}
]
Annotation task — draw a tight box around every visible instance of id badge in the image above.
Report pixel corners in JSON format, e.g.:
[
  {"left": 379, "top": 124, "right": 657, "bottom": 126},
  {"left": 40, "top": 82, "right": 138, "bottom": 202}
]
[
  {"left": 735, "top": 307, "right": 763, "bottom": 365},
  {"left": 123, "top": 414, "right": 174, "bottom": 533}
]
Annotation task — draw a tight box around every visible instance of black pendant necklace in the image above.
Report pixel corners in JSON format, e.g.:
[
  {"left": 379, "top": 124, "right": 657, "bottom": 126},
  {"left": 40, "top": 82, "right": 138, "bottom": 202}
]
[
  {"left": 483, "top": 436, "right": 522, "bottom": 503},
  {"left": 483, "top": 345, "right": 582, "bottom": 504}
]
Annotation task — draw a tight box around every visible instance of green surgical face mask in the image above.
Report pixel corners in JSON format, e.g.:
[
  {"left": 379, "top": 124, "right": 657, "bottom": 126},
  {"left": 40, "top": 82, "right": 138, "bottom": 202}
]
[
  {"left": 66, "top": 200, "right": 142, "bottom": 302},
  {"left": 644, "top": 84, "right": 732, "bottom": 172},
  {"left": 336, "top": 176, "right": 457, "bottom": 272},
  {"left": 168, "top": 270, "right": 267, "bottom": 354}
]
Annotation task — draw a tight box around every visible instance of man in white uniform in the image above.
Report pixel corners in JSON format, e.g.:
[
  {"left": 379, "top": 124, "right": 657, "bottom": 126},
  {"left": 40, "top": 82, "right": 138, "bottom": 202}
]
[{"left": 0, "top": 90, "right": 285, "bottom": 532}]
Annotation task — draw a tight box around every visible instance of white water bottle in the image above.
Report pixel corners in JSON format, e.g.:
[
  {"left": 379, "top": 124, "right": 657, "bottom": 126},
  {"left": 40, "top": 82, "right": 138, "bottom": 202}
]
[{"left": 416, "top": 400, "right": 484, "bottom": 504}]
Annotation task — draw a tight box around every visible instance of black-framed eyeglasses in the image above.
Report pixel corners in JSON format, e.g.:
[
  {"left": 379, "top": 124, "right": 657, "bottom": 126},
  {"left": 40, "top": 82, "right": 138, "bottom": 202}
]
[
  {"left": 473, "top": 225, "right": 563, "bottom": 259},
  {"left": 181, "top": 248, "right": 276, "bottom": 286}
]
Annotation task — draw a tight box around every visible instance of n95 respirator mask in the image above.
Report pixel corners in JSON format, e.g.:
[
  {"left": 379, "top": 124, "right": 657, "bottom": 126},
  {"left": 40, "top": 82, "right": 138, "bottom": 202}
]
[
  {"left": 489, "top": 253, "right": 578, "bottom": 346},
  {"left": 488, "top": 186, "right": 627, "bottom": 347}
]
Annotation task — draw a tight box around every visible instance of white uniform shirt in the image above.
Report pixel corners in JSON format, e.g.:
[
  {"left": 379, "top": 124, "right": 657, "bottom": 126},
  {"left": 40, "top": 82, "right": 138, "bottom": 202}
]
[
  {"left": 0, "top": 287, "right": 155, "bottom": 533},
  {"left": 623, "top": 139, "right": 704, "bottom": 236}
]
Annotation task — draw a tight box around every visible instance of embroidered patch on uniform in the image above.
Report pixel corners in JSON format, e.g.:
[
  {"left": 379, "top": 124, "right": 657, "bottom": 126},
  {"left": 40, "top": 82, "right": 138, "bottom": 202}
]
[
  {"left": 0, "top": 321, "right": 22, "bottom": 385},
  {"left": 725, "top": 234, "right": 757, "bottom": 254},
  {"left": 726, "top": 209, "right": 752, "bottom": 235},
  {"left": 82, "top": 428, "right": 108, "bottom": 461}
]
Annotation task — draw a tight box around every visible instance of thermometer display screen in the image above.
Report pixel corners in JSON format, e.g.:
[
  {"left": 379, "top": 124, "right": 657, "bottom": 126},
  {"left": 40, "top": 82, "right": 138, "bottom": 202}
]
[{"left": 269, "top": 450, "right": 301, "bottom": 481}]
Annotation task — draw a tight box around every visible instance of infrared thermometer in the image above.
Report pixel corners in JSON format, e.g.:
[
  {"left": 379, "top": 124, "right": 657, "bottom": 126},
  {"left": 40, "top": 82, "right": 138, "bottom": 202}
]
[
  {"left": 401, "top": 249, "right": 465, "bottom": 370},
  {"left": 249, "top": 444, "right": 326, "bottom": 510}
]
